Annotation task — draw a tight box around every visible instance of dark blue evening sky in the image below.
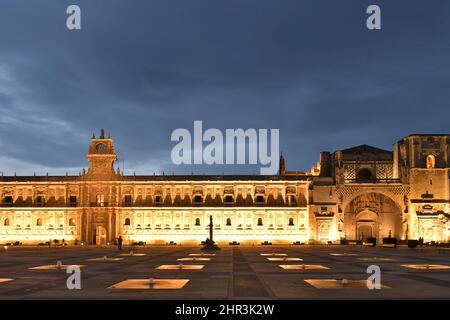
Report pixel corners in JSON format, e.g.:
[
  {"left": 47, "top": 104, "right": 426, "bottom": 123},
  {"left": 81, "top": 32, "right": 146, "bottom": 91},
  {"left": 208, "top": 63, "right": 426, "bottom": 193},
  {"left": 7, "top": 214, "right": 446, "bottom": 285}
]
[{"left": 0, "top": 0, "right": 449, "bottom": 175}]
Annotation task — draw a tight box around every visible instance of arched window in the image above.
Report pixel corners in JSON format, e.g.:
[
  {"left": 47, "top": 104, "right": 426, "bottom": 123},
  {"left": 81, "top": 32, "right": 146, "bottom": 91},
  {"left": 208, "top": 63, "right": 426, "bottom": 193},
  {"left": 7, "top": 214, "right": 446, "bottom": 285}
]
[
  {"left": 226, "top": 218, "right": 232, "bottom": 226},
  {"left": 288, "top": 218, "right": 294, "bottom": 226},
  {"left": 124, "top": 218, "right": 131, "bottom": 226},
  {"left": 356, "top": 168, "right": 373, "bottom": 181},
  {"left": 257, "top": 218, "right": 263, "bottom": 226},
  {"left": 36, "top": 218, "right": 42, "bottom": 226},
  {"left": 69, "top": 218, "right": 76, "bottom": 226},
  {"left": 3, "top": 218, "right": 10, "bottom": 226},
  {"left": 426, "top": 155, "right": 435, "bottom": 169},
  {"left": 195, "top": 218, "right": 201, "bottom": 226}
]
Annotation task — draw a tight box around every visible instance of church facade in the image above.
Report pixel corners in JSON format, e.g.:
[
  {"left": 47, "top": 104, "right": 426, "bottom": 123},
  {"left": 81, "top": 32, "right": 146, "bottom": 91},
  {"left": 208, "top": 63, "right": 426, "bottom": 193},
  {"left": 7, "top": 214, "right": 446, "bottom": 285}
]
[{"left": 0, "top": 131, "right": 449, "bottom": 245}]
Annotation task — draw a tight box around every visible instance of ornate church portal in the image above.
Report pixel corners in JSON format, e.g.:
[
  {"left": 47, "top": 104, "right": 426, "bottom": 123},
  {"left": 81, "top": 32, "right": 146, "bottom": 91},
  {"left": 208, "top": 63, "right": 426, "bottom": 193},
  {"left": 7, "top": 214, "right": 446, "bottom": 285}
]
[{"left": 344, "top": 193, "right": 403, "bottom": 241}]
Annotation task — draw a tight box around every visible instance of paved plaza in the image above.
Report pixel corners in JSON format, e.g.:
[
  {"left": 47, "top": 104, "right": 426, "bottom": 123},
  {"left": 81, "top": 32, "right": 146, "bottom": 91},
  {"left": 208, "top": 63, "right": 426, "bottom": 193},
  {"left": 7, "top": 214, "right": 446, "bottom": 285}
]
[{"left": 0, "top": 244, "right": 449, "bottom": 299}]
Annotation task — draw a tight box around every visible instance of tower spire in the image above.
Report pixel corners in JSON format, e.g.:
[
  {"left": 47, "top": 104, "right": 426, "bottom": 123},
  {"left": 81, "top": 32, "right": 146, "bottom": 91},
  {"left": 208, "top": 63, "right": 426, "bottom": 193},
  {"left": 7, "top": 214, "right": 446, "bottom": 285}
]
[{"left": 279, "top": 152, "right": 286, "bottom": 175}]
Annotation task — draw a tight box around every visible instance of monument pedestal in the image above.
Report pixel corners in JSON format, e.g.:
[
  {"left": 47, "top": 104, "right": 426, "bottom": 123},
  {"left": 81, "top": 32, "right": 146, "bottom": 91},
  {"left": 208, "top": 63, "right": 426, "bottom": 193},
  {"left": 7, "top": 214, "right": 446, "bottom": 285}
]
[{"left": 201, "top": 241, "right": 221, "bottom": 251}]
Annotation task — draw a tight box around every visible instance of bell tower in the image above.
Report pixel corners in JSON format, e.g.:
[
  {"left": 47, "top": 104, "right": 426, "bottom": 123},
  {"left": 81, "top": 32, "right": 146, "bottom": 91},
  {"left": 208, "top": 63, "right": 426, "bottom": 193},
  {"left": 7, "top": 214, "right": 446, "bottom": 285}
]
[{"left": 86, "top": 129, "right": 117, "bottom": 179}]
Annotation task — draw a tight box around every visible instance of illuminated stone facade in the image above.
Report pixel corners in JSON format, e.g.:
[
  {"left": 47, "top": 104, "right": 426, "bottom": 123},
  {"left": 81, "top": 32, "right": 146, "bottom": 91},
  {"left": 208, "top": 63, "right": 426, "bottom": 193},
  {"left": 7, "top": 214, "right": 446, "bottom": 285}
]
[{"left": 0, "top": 131, "right": 449, "bottom": 245}]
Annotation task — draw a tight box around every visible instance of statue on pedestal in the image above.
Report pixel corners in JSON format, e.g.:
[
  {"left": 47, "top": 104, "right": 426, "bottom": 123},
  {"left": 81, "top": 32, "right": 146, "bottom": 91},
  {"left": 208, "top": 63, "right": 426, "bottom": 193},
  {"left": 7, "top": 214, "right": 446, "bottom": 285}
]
[{"left": 202, "top": 215, "right": 220, "bottom": 251}]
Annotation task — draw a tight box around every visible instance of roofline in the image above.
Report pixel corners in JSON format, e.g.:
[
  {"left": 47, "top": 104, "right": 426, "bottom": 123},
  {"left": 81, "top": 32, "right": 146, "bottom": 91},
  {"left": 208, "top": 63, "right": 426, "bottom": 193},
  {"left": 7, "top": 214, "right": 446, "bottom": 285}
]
[
  {"left": 0, "top": 174, "right": 310, "bottom": 182},
  {"left": 336, "top": 144, "right": 392, "bottom": 154},
  {"left": 403, "top": 134, "right": 450, "bottom": 138}
]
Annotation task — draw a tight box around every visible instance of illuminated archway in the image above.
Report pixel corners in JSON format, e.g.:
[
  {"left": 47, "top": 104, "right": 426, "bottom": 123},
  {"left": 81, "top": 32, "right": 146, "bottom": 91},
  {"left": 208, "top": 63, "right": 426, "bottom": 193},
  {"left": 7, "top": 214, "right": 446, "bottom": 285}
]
[
  {"left": 426, "top": 155, "right": 435, "bottom": 168},
  {"left": 344, "top": 192, "right": 403, "bottom": 241},
  {"left": 356, "top": 210, "right": 378, "bottom": 240}
]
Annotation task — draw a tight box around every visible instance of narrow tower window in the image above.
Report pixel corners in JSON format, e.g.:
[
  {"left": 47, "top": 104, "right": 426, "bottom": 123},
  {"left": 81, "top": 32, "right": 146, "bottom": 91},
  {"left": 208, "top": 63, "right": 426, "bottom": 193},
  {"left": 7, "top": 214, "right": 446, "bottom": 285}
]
[{"left": 426, "top": 155, "right": 435, "bottom": 169}]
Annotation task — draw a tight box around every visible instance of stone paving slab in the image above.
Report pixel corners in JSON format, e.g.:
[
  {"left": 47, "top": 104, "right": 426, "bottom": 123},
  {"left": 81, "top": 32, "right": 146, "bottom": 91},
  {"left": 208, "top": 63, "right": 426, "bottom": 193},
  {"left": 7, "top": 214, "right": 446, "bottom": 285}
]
[{"left": 0, "top": 245, "right": 449, "bottom": 299}]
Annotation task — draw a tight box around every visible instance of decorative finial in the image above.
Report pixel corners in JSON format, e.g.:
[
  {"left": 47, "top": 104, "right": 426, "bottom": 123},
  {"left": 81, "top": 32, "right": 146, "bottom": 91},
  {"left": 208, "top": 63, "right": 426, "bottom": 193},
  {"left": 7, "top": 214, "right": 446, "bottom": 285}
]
[
  {"left": 92, "top": 132, "right": 96, "bottom": 139},
  {"left": 100, "top": 128, "right": 105, "bottom": 139},
  {"left": 108, "top": 132, "right": 110, "bottom": 138}
]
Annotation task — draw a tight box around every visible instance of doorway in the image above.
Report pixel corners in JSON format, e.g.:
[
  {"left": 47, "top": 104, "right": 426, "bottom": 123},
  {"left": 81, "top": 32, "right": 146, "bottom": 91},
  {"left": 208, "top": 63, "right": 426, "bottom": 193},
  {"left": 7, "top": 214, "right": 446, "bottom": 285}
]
[
  {"left": 357, "top": 223, "right": 374, "bottom": 241},
  {"left": 95, "top": 226, "right": 107, "bottom": 245}
]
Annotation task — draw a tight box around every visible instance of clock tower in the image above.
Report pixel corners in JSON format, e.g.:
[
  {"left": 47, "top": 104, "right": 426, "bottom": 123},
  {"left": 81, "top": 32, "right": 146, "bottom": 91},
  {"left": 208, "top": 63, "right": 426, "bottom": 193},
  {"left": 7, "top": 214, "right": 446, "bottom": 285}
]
[{"left": 86, "top": 129, "right": 117, "bottom": 179}]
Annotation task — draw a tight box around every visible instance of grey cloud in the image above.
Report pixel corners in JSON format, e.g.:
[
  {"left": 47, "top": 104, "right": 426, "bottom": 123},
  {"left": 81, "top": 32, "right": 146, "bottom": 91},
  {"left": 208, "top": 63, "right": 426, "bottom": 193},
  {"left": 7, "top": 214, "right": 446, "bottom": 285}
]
[{"left": 0, "top": 0, "right": 449, "bottom": 174}]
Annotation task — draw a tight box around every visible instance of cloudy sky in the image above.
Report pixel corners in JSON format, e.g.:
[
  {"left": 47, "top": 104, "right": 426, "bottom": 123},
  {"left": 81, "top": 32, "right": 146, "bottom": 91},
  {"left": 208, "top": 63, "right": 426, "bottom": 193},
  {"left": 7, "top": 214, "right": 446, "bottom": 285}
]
[{"left": 0, "top": 0, "right": 449, "bottom": 175}]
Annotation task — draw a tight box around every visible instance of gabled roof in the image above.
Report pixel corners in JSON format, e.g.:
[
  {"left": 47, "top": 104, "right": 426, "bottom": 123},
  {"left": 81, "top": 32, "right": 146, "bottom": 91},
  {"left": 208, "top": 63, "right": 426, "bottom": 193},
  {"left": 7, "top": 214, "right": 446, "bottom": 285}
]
[{"left": 340, "top": 144, "right": 392, "bottom": 155}]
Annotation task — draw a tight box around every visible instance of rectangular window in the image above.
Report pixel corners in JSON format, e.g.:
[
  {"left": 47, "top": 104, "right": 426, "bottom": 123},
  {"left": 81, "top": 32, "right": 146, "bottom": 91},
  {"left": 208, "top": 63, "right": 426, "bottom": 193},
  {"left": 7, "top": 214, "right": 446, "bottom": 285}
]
[
  {"left": 124, "top": 195, "right": 132, "bottom": 206},
  {"left": 154, "top": 195, "right": 162, "bottom": 204},
  {"left": 288, "top": 195, "right": 297, "bottom": 205},
  {"left": 3, "top": 196, "right": 13, "bottom": 204},
  {"left": 194, "top": 195, "right": 203, "bottom": 204},
  {"left": 255, "top": 195, "right": 265, "bottom": 204},
  {"left": 224, "top": 195, "right": 234, "bottom": 204},
  {"left": 69, "top": 196, "right": 77, "bottom": 207},
  {"left": 35, "top": 196, "right": 44, "bottom": 206},
  {"left": 96, "top": 194, "right": 106, "bottom": 207}
]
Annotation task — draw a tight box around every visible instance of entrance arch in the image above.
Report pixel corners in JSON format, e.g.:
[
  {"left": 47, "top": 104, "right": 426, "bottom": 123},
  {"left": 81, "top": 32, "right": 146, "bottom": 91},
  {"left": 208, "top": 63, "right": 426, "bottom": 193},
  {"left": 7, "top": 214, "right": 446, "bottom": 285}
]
[
  {"left": 356, "top": 210, "right": 378, "bottom": 240},
  {"left": 344, "top": 192, "right": 403, "bottom": 241}
]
